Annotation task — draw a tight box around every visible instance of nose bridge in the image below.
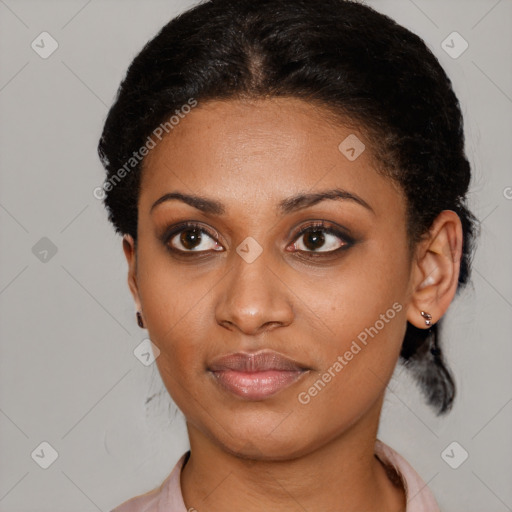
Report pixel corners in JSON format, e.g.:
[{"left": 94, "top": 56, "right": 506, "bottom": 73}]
[{"left": 215, "top": 244, "right": 294, "bottom": 334}]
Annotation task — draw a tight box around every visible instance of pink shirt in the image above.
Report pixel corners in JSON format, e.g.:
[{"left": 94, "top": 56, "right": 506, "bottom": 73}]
[{"left": 111, "top": 439, "right": 440, "bottom": 512}]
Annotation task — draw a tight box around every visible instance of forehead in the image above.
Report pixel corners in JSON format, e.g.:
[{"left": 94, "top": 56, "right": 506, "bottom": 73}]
[{"left": 139, "top": 97, "right": 403, "bottom": 217}]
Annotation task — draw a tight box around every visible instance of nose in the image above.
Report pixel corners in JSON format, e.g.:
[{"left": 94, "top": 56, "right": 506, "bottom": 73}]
[{"left": 215, "top": 250, "right": 294, "bottom": 336}]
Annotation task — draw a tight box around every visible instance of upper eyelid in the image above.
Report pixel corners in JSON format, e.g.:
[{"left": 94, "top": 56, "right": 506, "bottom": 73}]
[{"left": 294, "top": 222, "right": 347, "bottom": 235}]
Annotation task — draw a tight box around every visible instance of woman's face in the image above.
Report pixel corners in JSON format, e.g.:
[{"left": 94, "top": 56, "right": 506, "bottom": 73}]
[{"left": 127, "top": 97, "right": 415, "bottom": 459}]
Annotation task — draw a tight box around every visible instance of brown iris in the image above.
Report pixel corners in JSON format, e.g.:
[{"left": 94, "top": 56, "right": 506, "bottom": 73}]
[
  {"left": 302, "top": 230, "right": 326, "bottom": 251},
  {"left": 180, "top": 228, "right": 203, "bottom": 250}
]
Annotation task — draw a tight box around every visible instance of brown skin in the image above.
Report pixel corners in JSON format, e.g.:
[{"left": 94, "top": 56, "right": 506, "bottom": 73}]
[{"left": 122, "top": 97, "right": 463, "bottom": 512}]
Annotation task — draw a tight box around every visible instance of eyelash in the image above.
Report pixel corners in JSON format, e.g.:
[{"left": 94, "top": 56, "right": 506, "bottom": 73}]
[{"left": 162, "top": 221, "right": 354, "bottom": 259}]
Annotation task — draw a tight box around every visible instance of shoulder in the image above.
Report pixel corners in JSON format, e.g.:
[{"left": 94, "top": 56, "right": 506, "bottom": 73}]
[
  {"left": 110, "top": 451, "right": 190, "bottom": 512},
  {"left": 110, "top": 488, "right": 160, "bottom": 512},
  {"left": 375, "top": 439, "right": 440, "bottom": 512}
]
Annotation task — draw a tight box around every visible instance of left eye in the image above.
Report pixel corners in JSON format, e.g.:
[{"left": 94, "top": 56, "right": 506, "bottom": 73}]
[{"left": 291, "top": 226, "right": 349, "bottom": 253}]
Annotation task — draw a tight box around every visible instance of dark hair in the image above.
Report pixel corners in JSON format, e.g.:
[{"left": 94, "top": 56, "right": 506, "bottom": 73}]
[{"left": 97, "top": 0, "right": 477, "bottom": 415}]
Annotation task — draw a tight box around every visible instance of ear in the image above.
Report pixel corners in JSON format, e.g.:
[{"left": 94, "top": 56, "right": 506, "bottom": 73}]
[
  {"left": 406, "top": 210, "right": 463, "bottom": 329},
  {"left": 122, "top": 234, "right": 143, "bottom": 319}
]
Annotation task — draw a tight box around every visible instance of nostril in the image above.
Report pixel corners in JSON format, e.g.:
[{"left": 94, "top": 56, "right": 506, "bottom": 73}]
[{"left": 219, "top": 320, "right": 235, "bottom": 330}]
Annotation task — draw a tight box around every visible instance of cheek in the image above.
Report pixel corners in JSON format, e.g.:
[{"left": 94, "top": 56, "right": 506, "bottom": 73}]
[
  {"left": 293, "top": 236, "right": 411, "bottom": 398},
  {"left": 135, "top": 245, "right": 215, "bottom": 374},
  {"left": 300, "top": 235, "right": 411, "bottom": 345},
  {"left": 290, "top": 268, "right": 409, "bottom": 449},
  {"left": 140, "top": 267, "right": 211, "bottom": 413}
]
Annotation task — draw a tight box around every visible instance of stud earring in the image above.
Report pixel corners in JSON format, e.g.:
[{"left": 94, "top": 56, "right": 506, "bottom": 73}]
[
  {"left": 420, "top": 311, "right": 432, "bottom": 327},
  {"left": 136, "top": 311, "right": 144, "bottom": 328}
]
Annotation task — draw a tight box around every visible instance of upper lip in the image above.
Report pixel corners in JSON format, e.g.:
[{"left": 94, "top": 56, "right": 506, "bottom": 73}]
[{"left": 208, "top": 350, "right": 309, "bottom": 372}]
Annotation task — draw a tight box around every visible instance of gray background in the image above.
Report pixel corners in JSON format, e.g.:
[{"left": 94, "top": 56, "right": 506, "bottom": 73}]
[{"left": 0, "top": 0, "right": 511, "bottom": 510}]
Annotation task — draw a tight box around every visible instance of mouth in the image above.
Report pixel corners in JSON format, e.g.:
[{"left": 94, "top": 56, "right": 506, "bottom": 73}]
[{"left": 207, "top": 350, "right": 310, "bottom": 400}]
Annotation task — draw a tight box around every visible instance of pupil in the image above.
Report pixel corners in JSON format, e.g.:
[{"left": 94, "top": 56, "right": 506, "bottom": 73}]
[
  {"left": 304, "top": 230, "right": 325, "bottom": 250},
  {"left": 180, "top": 229, "right": 202, "bottom": 250}
]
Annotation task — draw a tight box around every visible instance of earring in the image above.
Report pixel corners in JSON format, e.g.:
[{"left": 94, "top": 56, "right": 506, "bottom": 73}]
[
  {"left": 136, "top": 311, "right": 144, "bottom": 328},
  {"left": 420, "top": 311, "right": 432, "bottom": 327}
]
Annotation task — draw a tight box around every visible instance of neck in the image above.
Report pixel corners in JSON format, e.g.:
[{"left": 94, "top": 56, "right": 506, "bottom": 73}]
[{"left": 180, "top": 395, "right": 406, "bottom": 512}]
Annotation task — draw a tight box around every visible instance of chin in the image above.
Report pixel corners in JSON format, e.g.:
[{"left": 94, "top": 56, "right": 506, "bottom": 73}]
[{"left": 207, "top": 419, "right": 316, "bottom": 461}]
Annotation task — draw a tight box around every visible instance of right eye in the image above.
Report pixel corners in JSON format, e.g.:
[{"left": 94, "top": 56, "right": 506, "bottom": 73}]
[{"left": 164, "top": 222, "right": 224, "bottom": 255}]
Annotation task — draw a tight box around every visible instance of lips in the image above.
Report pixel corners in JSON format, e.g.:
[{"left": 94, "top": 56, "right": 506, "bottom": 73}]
[
  {"left": 208, "top": 350, "right": 309, "bottom": 400},
  {"left": 208, "top": 350, "right": 308, "bottom": 372}
]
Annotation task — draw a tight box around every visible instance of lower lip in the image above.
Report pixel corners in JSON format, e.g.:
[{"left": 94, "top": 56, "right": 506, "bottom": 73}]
[{"left": 210, "top": 370, "right": 307, "bottom": 400}]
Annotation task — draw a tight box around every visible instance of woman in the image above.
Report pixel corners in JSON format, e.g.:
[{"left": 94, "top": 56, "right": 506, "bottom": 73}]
[{"left": 97, "top": 0, "right": 477, "bottom": 510}]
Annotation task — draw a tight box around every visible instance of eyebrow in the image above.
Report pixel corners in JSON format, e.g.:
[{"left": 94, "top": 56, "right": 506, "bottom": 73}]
[
  {"left": 279, "top": 188, "right": 374, "bottom": 215},
  {"left": 150, "top": 188, "right": 375, "bottom": 216}
]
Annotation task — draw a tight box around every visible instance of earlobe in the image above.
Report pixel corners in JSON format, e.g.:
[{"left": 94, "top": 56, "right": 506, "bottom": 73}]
[
  {"left": 407, "top": 210, "right": 463, "bottom": 329},
  {"left": 420, "top": 311, "right": 433, "bottom": 327}
]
